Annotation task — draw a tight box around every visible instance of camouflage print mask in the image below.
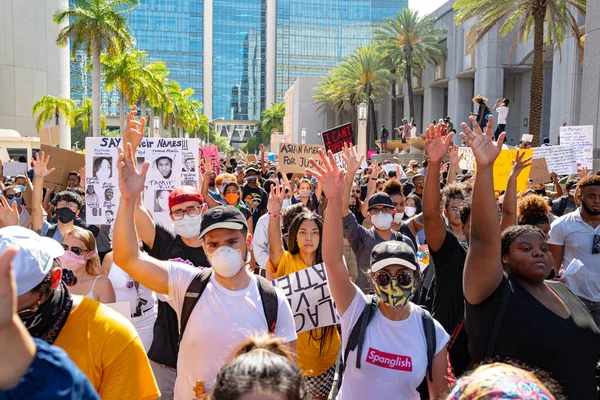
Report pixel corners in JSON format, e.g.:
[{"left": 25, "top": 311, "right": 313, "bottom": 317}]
[{"left": 374, "top": 277, "right": 416, "bottom": 308}]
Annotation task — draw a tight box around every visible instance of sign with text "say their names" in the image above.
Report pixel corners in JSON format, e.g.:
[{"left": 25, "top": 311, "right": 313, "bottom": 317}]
[{"left": 272, "top": 263, "right": 339, "bottom": 333}]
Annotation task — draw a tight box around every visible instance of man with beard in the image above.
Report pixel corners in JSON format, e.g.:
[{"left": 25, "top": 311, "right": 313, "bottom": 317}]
[
  {"left": 0, "top": 226, "right": 159, "bottom": 399},
  {"left": 549, "top": 175, "right": 600, "bottom": 327}
]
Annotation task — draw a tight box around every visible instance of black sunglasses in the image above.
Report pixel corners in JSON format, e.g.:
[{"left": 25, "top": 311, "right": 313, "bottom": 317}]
[
  {"left": 62, "top": 244, "right": 90, "bottom": 256},
  {"left": 374, "top": 270, "right": 414, "bottom": 287},
  {"left": 5, "top": 192, "right": 22, "bottom": 200}
]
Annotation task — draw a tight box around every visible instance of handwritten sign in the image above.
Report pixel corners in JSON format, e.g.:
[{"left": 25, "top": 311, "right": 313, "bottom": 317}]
[
  {"left": 458, "top": 147, "right": 475, "bottom": 170},
  {"left": 532, "top": 145, "right": 577, "bottom": 175},
  {"left": 321, "top": 123, "right": 354, "bottom": 170},
  {"left": 278, "top": 143, "right": 324, "bottom": 174},
  {"left": 529, "top": 158, "right": 551, "bottom": 185},
  {"left": 247, "top": 154, "right": 257, "bottom": 163},
  {"left": 199, "top": 145, "right": 219, "bottom": 174},
  {"left": 493, "top": 149, "right": 533, "bottom": 192},
  {"left": 41, "top": 145, "right": 85, "bottom": 191},
  {"left": 559, "top": 125, "right": 594, "bottom": 170},
  {"left": 2, "top": 162, "right": 27, "bottom": 177},
  {"left": 39, "top": 126, "right": 60, "bottom": 147},
  {"left": 272, "top": 263, "right": 339, "bottom": 333}
]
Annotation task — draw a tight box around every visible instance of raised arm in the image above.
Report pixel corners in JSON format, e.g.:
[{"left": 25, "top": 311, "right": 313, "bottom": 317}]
[
  {"left": 259, "top": 144, "right": 267, "bottom": 176},
  {"left": 341, "top": 144, "right": 363, "bottom": 218},
  {"left": 361, "top": 164, "right": 381, "bottom": 218},
  {"left": 448, "top": 146, "right": 462, "bottom": 184},
  {"left": 200, "top": 157, "right": 221, "bottom": 208},
  {"left": 0, "top": 196, "right": 20, "bottom": 228},
  {"left": 548, "top": 172, "right": 563, "bottom": 199},
  {"left": 461, "top": 115, "right": 506, "bottom": 304},
  {"left": 266, "top": 181, "right": 286, "bottom": 275},
  {"left": 308, "top": 149, "right": 358, "bottom": 315},
  {"left": 114, "top": 143, "right": 168, "bottom": 295},
  {"left": 423, "top": 123, "right": 454, "bottom": 252},
  {"left": 31, "top": 152, "right": 55, "bottom": 234},
  {"left": 500, "top": 151, "right": 531, "bottom": 232}
]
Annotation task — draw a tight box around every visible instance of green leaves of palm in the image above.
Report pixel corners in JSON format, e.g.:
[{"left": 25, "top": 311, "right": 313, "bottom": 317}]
[{"left": 31, "top": 95, "right": 75, "bottom": 132}]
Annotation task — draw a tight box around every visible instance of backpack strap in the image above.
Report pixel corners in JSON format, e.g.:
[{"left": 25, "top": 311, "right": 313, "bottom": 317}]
[
  {"left": 44, "top": 224, "right": 58, "bottom": 239},
  {"left": 179, "top": 268, "right": 213, "bottom": 344},
  {"left": 486, "top": 279, "right": 512, "bottom": 358},
  {"left": 256, "top": 275, "right": 279, "bottom": 334},
  {"left": 343, "top": 295, "right": 379, "bottom": 369},
  {"left": 421, "top": 308, "right": 436, "bottom": 382}
]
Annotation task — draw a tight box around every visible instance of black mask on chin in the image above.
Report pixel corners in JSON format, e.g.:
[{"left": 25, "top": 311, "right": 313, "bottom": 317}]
[
  {"left": 20, "top": 285, "right": 65, "bottom": 338},
  {"left": 56, "top": 207, "right": 77, "bottom": 223}
]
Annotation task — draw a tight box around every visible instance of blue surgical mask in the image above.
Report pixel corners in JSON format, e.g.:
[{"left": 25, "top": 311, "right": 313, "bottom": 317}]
[{"left": 8, "top": 197, "right": 23, "bottom": 207}]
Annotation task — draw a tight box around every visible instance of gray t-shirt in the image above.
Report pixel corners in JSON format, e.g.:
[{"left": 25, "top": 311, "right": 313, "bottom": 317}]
[{"left": 343, "top": 212, "right": 416, "bottom": 293}]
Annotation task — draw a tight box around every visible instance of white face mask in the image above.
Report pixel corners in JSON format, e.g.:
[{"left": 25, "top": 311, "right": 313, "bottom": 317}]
[
  {"left": 394, "top": 212, "right": 404, "bottom": 224},
  {"left": 405, "top": 206, "right": 417, "bottom": 217},
  {"left": 208, "top": 246, "right": 246, "bottom": 278},
  {"left": 298, "top": 189, "right": 311, "bottom": 198},
  {"left": 173, "top": 214, "right": 201, "bottom": 238},
  {"left": 282, "top": 199, "right": 291, "bottom": 210},
  {"left": 569, "top": 189, "right": 575, "bottom": 197},
  {"left": 371, "top": 212, "right": 393, "bottom": 230}
]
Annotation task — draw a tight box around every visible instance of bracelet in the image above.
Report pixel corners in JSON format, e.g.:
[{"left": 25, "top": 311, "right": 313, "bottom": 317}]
[{"left": 269, "top": 212, "right": 281, "bottom": 218}]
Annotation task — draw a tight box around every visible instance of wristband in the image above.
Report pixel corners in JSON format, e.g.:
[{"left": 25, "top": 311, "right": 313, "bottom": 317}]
[{"left": 269, "top": 212, "right": 281, "bottom": 218}]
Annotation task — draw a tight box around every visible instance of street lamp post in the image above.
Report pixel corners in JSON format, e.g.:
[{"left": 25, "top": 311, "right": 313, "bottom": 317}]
[
  {"left": 153, "top": 116, "right": 160, "bottom": 138},
  {"left": 301, "top": 128, "right": 306, "bottom": 144},
  {"left": 357, "top": 103, "right": 368, "bottom": 158}
]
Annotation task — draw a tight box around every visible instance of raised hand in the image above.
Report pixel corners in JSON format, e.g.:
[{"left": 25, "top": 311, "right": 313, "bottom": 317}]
[
  {"left": 0, "top": 196, "right": 19, "bottom": 227},
  {"left": 307, "top": 150, "right": 345, "bottom": 200},
  {"left": 395, "top": 164, "right": 405, "bottom": 180},
  {"left": 32, "top": 151, "right": 55, "bottom": 178},
  {"left": 202, "top": 157, "right": 214, "bottom": 175},
  {"left": 370, "top": 163, "right": 382, "bottom": 180},
  {"left": 460, "top": 115, "right": 505, "bottom": 167},
  {"left": 425, "top": 123, "right": 454, "bottom": 163},
  {"left": 259, "top": 144, "right": 265, "bottom": 154},
  {"left": 267, "top": 180, "right": 286, "bottom": 215},
  {"left": 449, "top": 145, "right": 463, "bottom": 167},
  {"left": 123, "top": 106, "right": 145, "bottom": 153},
  {"left": 341, "top": 143, "right": 365, "bottom": 176},
  {"left": 78, "top": 165, "right": 86, "bottom": 187},
  {"left": 0, "top": 247, "right": 19, "bottom": 327},
  {"left": 511, "top": 151, "right": 533, "bottom": 177},
  {"left": 117, "top": 143, "right": 149, "bottom": 202}
]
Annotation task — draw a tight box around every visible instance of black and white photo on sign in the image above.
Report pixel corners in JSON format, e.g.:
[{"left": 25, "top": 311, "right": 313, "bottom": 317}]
[
  {"left": 92, "top": 156, "right": 113, "bottom": 180},
  {"left": 182, "top": 157, "right": 195, "bottom": 172},
  {"left": 137, "top": 157, "right": 145, "bottom": 172},
  {"left": 155, "top": 155, "right": 174, "bottom": 180},
  {"left": 154, "top": 189, "right": 172, "bottom": 213},
  {"left": 85, "top": 184, "right": 100, "bottom": 206}
]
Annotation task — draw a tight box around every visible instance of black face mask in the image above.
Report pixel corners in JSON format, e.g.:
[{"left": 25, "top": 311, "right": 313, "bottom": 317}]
[
  {"left": 349, "top": 205, "right": 357, "bottom": 214},
  {"left": 209, "top": 179, "right": 216, "bottom": 186},
  {"left": 56, "top": 207, "right": 77, "bottom": 223},
  {"left": 535, "top": 189, "right": 546, "bottom": 196},
  {"left": 20, "top": 284, "right": 68, "bottom": 340}
]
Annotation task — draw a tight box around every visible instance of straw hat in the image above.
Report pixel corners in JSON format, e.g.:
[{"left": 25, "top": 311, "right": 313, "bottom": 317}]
[{"left": 472, "top": 94, "right": 488, "bottom": 103}]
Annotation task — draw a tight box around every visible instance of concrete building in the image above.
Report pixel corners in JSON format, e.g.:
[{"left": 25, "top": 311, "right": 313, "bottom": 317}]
[{"left": 0, "top": 0, "right": 71, "bottom": 148}]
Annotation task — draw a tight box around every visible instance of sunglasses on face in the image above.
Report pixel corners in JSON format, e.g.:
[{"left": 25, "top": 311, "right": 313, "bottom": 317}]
[
  {"left": 61, "top": 245, "right": 90, "bottom": 256},
  {"left": 4, "top": 192, "right": 22, "bottom": 200},
  {"left": 373, "top": 270, "right": 414, "bottom": 286}
]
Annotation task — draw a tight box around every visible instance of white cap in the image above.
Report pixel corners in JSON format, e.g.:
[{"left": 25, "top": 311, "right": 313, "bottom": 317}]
[{"left": 0, "top": 226, "right": 64, "bottom": 295}]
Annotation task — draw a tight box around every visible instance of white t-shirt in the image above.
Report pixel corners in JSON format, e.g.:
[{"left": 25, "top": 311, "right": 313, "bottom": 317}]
[
  {"left": 338, "top": 286, "right": 449, "bottom": 400},
  {"left": 168, "top": 262, "right": 297, "bottom": 399},
  {"left": 496, "top": 105, "right": 509, "bottom": 124}
]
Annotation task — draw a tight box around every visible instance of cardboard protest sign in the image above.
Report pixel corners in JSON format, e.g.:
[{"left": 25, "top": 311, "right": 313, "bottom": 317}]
[
  {"left": 272, "top": 263, "right": 339, "bottom": 333},
  {"left": 85, "top": 137, "right": 199, "bottom": 227},
  {"left": 2, "top": 162, "right": 27, "bottom": 177},
  {"left": 41, "top": 145, "right": 85, "bottom": 191},
  {"left": 278, "top": 143, "right": 324, "bottom": 174},
  {"left": 247, "top": 154, "right": 257, "bottom": 163},
  {"left": 559, "top": 125, "right": 594, "bottom": 170},
  {"left": 458, "top": 147, "right": 476, "bottom": 170},
  {"left": 321, "top": 123, "right": 354, "bottom": 170},
  {"left": 39, "top": 126, "right": 60, "bottom": 147},
  {"left": 198, "top": 145, "right": 219, "bottom": 175},
  {"left": 529, "top": 158, "right": 551, "bottom": 185},
  {"left": 532, "top": 145, "right": 577, "bottom": 175},
  {"left": 492, "top": 149, "right": 533, "bottom": 192}
]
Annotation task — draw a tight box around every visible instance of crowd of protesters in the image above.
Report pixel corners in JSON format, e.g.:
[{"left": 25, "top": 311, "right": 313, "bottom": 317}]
[{"left": 0, "top": 109, "right": 599, "bottom": 400}]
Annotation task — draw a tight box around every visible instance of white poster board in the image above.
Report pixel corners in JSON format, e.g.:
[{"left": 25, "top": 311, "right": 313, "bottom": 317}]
[
  {"left": 457, "top": 147, "right": 476, "bottom": 170},
  {"left": 532, "top": 145, "right": 577, "bottom": 175},
  {"left": 85, "top": 137, "right": 199, "bottom": 227},
  {"left": 272, "top": 263, "right": 339, "bottom": 333},
  {"left": 2, "top": 162, "right": 27, "bottom": 177},
  {"left": 559, "top": 125, "right": 594, "bottom": 170}
]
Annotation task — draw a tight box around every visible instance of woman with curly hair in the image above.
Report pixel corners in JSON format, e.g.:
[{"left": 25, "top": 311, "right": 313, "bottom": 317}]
[
  {"left": 266, "top": 182, "right": 340, "bottom": 400},
  {"left": 517, "top": 194, "right": 552, "bottom": 239}
]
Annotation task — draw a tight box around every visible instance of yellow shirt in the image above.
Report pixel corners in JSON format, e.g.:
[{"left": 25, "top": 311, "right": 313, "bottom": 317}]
[
  {"left": 54, "top": 296, "right": 160, "bottom": 400},
  {"left": 270, "top": 251, "right": 341, "bottom": 377}
]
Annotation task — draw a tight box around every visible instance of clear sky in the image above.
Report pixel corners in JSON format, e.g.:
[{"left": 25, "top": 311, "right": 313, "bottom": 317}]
[{"left": 409, "top": 0, "right": 448, "bottom": 15}]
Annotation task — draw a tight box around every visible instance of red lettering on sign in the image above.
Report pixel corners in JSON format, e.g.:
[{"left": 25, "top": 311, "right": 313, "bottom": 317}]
[{"left": 365, "top": 347, "right": 412, "bottom": 372}]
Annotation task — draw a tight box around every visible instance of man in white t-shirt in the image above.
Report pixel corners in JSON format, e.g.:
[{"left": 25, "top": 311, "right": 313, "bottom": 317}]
[
  {"left": 493, "top": 98, "right": 509, "bottom": 140},
  {"left": 113, "top": 142, "right": 297, "bottom": 399}
]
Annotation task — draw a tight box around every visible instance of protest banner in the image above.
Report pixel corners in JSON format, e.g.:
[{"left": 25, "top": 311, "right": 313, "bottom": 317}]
[
  {"left": 367, "top": 150, "right": 377, "bottom": 160},
  {"left": 493, "top": 149, "right": 533, "bottom": 192},
  {"left": 2, "top": 162, "right": 27, "bottom": 177},
  {"left": 198, "top": 145, "right": 219, "bottom": 174},
  {"left": 529, "top": 158, "right": 551, "bottom": 185},
  {"left": 85, "top": 137, "right": 199, "bottom": 227},
  {"left": 321, "top": 123, "right": 354, "bottom": 170},
  {"left": 41, "top": 145, "right": 85, "bottom": 191},
  {"left": 559, "top": 125, "right": 594, "bottom": 170},
  {"left": 278, "top": 143, "right": 324, "bottom": 174},
  {"left": 532, "top": 145, "right": 577, "bottom": 175},
  {"left": 39, "top": 126, "right": 60, "bottom": 147},
  {"left": 272, "top": 263, "right": 339, "bottom": 334},
  {"left": 458, "top": 147, "right": 476, "bottom": 170}
]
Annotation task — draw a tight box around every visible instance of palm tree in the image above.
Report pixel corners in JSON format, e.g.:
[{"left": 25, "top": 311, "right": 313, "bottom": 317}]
[
  {"left": 261, "top": 102, "right": 285, "bottom": 135},
  {"left": 454, "top": 0, "right": 585, "bottom": 146},
  {"left": 31, "top": 95, "right": 75, "bottom": 134},
  {"left": 314, "top": 67, "right": 359, "bottom": 131},
  {"left": 338, "top": 45, "right": 392, "bottom": 148},
  {"left": 373, "top": 8, "right": 446, "bottom": 122},
  {"left": 72, "top": 98, "right": 107, "bottom": 136},
  {"left": 53, "top": 0, "right": 139, "bottom": 137}
]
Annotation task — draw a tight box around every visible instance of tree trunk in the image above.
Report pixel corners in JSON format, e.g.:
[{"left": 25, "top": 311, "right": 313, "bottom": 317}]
[
  {"left": 391, "top": 80, "right": 397, "bottom": 138},
  {"left": 149, "top": 107, "right": 154, "bottom": 137},
  {"left": 406, "top": 64, "right": 415, "bottom": 121},
  {"left": 87, "top": 111, "right": 92, "bottom": 136},
  {"left": 55, "top": 109, "right": 60, "bottom": 129},
  {"left": 529, "top": 8, "right": 546, "bottom": 147},
  {"left": 119, "top": 92, "right": 126, "bottom": 134},
  {"left": 159, "top": 112, "right": 164, "bottom": 136},
  {"left": 369, "top": 99, "right": 377, "bottom": 150},
  {"left": 92, "top": 40, "right": 102, "bottom": 137},
  {"left": 350, "top": 106, "right": 358, "bottom": 143},
  {"left": 140, "top": 96, "right": 146, "bottom": 122}
]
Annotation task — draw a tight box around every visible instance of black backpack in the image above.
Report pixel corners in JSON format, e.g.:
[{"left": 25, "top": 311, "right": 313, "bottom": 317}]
[
  {"left": 338, "top": 295, "right": 436, "bottom": 388},
  {"left": 178, "top": 268, "right": 279, "bottom": 343},
  {"left": 551, "top": 196, "right": 568, "bottom": 217}
]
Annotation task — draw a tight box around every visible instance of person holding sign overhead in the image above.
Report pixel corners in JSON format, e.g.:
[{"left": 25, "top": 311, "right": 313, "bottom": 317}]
[{"left": 266, "top": 180, "right": 340, "bottom": 400}]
